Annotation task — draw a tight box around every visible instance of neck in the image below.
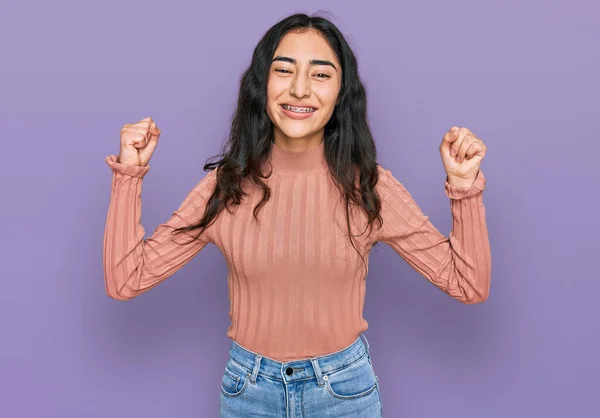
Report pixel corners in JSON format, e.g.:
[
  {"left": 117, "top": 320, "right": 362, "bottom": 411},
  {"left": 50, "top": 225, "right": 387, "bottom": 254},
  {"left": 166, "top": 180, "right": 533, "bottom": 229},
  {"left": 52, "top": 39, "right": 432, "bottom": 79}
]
[{"left": 267, "top": 139, "right": 329, "bottom": 175}]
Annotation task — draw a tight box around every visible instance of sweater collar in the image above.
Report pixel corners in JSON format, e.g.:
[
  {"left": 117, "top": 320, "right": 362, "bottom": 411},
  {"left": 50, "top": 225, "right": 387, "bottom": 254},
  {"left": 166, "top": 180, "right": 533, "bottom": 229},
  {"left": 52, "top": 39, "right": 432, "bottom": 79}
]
[{"left": 267, "top": 140, "right": 329, "bottom": 175}]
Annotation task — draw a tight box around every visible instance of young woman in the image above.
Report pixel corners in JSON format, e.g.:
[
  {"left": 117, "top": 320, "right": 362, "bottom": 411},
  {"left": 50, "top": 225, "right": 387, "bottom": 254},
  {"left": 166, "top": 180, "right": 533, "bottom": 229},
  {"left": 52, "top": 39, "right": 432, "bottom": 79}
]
[{"left": 103, "top": 12, "right": 491, "bottom": 418}]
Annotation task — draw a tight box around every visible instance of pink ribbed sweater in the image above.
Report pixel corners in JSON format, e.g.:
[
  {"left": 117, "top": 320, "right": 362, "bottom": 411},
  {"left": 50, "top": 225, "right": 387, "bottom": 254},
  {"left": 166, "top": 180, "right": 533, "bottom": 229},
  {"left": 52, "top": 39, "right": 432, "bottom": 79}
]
[{"left": 103, "top": 140, "right": 491, "bottom": 361}]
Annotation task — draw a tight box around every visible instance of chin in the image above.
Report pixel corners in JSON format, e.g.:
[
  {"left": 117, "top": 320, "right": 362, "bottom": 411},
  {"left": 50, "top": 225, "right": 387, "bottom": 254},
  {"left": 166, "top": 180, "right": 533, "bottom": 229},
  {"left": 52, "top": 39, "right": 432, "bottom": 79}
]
[
  {"left": 278, "top": 124, "right": 319, "bottom": 140},
  {"left": 284, "top": 130, "right": 315, "bottom": 140}
]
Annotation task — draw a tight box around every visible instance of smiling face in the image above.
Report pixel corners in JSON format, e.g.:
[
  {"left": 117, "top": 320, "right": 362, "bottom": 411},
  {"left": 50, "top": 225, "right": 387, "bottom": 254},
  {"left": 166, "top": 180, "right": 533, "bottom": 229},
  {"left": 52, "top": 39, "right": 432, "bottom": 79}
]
[{"left": 266, "top": 29, "right": 342, "bottom": 150}]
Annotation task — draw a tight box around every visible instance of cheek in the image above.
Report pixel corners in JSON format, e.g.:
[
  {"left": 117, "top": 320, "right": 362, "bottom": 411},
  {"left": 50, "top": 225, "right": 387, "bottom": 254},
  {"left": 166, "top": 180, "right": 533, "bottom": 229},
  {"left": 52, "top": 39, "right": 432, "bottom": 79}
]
[
  {"left": 315, "top": 84, "right": 340, "bottom": 108},
  {"left": 267, "top": 78, "right": 288, "bottom": 103}
]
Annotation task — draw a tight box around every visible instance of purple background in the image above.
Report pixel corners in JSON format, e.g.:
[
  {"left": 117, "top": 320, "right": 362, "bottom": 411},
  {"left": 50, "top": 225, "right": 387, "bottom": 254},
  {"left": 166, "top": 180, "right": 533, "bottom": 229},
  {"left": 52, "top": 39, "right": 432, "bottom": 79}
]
[{"left": 1, "top": 1, "right": 598, "bottom": 417}]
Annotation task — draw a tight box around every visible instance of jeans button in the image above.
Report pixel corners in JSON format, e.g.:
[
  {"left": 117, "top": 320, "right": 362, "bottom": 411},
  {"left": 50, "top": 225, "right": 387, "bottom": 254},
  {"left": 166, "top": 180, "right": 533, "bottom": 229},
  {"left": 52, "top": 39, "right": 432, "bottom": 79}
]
[{"left": 285, "top": 367, "right": 293, "bottom": 375}]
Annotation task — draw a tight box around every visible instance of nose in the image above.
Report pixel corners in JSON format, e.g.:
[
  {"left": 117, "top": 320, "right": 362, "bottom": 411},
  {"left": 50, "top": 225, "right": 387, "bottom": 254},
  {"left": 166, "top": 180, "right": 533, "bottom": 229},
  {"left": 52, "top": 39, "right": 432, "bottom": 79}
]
[{"left": 290, "top": 72, "right": 311, "bottom": 99}]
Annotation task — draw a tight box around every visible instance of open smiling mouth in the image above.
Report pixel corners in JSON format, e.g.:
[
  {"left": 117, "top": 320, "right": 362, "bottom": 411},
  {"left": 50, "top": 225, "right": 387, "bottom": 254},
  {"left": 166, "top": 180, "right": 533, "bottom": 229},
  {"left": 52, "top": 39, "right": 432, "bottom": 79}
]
[{"left": 280, "top": 104, "right": 317, "bottom": 113}]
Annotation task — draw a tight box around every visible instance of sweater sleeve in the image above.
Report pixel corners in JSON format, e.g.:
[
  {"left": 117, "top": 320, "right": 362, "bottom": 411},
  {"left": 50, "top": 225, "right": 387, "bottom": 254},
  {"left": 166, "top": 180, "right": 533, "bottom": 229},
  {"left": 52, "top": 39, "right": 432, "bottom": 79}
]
[
  {"left": 103, "top": 155, "right": 218, "bottom": 300},
  {"left": 374, "top": 166, "right": 491, "bottom": 304}
]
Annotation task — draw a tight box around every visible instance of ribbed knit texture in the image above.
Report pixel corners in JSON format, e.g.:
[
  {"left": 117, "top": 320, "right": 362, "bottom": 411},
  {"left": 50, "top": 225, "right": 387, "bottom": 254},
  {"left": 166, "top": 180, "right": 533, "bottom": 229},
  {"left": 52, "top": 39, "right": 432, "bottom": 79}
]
[{"left": 103, "top": 140, "right": 491, "bottom": 361}]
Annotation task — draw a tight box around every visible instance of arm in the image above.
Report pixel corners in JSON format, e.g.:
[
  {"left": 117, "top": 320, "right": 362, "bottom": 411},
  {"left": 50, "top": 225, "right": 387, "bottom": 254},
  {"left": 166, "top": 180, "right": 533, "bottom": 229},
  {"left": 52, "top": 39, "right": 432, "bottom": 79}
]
[
  {"left": 375, "top": 166, "right": 491, "bottom": 304},
  {"left": 103, "top": 155, "right": 217, "bottom": 300}
]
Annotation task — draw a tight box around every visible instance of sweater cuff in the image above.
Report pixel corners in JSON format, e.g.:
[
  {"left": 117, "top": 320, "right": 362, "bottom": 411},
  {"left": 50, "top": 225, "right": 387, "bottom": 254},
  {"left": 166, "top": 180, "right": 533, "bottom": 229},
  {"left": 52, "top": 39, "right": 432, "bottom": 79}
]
[
  {"left": 105, "top": 155, "right": 150, "bottom": 178},
  {"left": 444, "top": 170, "right": 486, "bottom": 199}
]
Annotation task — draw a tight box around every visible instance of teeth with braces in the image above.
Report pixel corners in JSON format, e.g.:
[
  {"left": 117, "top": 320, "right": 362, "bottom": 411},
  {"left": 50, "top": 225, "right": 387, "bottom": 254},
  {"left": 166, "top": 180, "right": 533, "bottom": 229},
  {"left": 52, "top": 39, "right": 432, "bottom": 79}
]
[{"left": 282, "top": 104, "right": 315, "bottom": 113}]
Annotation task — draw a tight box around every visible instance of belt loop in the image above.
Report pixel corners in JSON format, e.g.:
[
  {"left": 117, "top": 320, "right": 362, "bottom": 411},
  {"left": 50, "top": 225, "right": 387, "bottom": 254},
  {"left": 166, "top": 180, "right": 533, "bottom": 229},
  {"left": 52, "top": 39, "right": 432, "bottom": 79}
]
[
  {"left": 360, "top": 333, "right": 371, "bottom": 355},
  {"left": 310, "top": 358, "right": 325, "bottom": 387},
  {"left": 251, "top": 354, "right": 262, "bottom": 384}
]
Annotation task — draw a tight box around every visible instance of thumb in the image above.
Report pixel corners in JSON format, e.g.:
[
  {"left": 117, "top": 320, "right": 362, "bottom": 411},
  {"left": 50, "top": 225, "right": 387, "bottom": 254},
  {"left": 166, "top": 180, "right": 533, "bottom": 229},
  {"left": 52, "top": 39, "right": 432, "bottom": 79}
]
[{"left": 138, "top": 136, "right": 158, "bottom": 162}]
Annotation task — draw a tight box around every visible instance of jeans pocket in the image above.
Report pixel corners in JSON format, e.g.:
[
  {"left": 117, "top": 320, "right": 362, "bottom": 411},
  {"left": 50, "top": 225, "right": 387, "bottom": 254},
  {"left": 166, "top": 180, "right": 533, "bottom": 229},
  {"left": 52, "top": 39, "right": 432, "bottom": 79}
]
[
  {"left": 220, "top": 358, "right": 251, "bottom": 397},
  {"left": 323, "top": 354, "right": 378, "bottom": 400}
]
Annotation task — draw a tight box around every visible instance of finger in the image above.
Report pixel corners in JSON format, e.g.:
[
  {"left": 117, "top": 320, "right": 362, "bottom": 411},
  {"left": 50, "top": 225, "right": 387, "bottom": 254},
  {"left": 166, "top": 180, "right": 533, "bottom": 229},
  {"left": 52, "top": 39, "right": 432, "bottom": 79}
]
[
  {"left": 150, "top": 121, "right": 160, "bottom": 135},
  {"left": 128, "top": 127, "right": 151, "bottom": 143},
  {"left": 126, "top": 133, "right": 148, "bottom": 148},
  {"left": 464, "top": 141, "right": 478, "bottom": 159},
  {"left": 135, "top": 117, "right": 153, "bottom": 132},
  {"left": 449, "top": 127, "right": 468, "bottom": 158},
  {"left": 123, "top": 127, "right": 149, "bottom": 134},
  {"left": 148, "top": 126, "right": 160, "bottom": 148},
  {"left": 450, "top": 128, "right": 466, "bottom": 158},
  {"left": 457, "top": 134, "right": 477, "bottom": 162},
  {"left": 440, "top": 127, "right": 460, "bottom": 153},
  {"left": 448, "top": 127, "right": 461, "bottom": 156},
  {"left": 129, "top": 123, "right": 156, "bottom": 138},
  {"left": 467, "top": 141, "right": 486, "bottom": 159},
  {"left": 136, "top": 120, "right": 158, "bottom": 134},
  {"left": 132, "top": 120, "right": 152, "bottom": 130},
  {"left": 441, "top": 132, "right": 453, "bottom": 151}
]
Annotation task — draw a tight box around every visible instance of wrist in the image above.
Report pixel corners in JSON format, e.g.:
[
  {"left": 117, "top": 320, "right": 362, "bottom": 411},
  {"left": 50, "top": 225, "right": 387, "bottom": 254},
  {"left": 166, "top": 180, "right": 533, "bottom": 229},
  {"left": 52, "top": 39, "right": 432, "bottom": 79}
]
[{"left": 446, "top": 175, "right": 475, "bottom": 189}]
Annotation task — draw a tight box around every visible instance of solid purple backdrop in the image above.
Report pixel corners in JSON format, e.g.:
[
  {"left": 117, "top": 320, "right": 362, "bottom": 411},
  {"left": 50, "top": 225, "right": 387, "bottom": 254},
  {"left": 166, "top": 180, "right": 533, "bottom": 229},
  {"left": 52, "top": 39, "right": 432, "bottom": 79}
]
[{"left": 1, "top": 1, "right": 598, "bottom": 417}]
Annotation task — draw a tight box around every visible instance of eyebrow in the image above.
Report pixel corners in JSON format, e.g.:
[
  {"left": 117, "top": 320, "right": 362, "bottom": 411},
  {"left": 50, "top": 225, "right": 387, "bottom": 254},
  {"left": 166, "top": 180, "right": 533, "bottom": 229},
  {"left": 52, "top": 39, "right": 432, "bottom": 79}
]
[{"left": 271, "top": 55, "right": 337, "bottom": 71}]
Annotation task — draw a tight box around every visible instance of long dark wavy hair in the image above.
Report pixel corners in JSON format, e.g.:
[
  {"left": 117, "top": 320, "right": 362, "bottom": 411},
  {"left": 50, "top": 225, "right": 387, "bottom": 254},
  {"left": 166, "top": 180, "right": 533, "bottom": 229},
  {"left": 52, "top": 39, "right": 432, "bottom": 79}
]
[{"left": 172, "top": 12, "right": 384, "bottom": 276}]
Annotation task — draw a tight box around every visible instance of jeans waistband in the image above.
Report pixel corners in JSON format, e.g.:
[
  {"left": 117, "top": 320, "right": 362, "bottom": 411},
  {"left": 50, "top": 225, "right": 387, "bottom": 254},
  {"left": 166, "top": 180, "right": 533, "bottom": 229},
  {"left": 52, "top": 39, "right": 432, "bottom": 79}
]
[{"left": 227, "top": 333, "right": 372, "bottom": 385}]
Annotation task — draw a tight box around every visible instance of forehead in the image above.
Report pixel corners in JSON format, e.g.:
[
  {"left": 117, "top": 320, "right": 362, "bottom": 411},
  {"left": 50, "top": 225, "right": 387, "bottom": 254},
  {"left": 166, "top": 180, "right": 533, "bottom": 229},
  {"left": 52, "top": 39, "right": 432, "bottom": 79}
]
[{"left": 273, "top": 29, "right": 339, "bottom": 65}]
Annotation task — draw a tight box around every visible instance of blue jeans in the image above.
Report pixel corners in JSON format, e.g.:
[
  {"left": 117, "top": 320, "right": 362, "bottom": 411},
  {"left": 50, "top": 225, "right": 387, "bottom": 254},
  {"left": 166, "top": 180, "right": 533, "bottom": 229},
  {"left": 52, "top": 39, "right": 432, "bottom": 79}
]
[{"left": 219, "top": 333, "right": 383, "bottom": 417}]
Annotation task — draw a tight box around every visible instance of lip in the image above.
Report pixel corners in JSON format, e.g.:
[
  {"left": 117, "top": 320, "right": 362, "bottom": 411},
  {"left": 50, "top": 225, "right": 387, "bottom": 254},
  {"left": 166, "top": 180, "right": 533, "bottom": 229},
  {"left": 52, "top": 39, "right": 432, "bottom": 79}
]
[{"left": 279, "top": 104, "right": 317, "bottom": 120}]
